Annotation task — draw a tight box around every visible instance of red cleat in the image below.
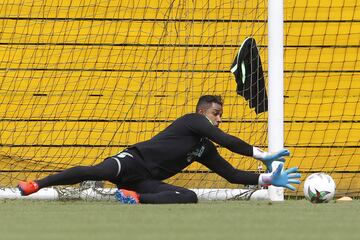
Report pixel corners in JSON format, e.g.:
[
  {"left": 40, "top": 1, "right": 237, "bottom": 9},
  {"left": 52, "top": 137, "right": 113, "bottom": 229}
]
[
  {"left": 17, "top": 181, "right": 39, "bottom": 196},
  {"left": 115, "top": 189, "right": 140, "bottom": 204}
]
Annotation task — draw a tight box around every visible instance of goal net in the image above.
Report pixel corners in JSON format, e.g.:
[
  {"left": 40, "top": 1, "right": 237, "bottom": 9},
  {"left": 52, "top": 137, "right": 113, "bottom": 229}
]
[
  {"left": 0, "top": 0, "right": 358, "bottom": 200},
  {"left": 284, "top": 0, "right": 360, "bottom": 198}
]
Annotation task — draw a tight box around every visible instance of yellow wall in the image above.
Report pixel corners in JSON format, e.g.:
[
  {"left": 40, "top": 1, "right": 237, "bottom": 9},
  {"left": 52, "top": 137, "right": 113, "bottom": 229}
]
[{"left": 0, "top": 0, "right": 359, "bottom": 196}]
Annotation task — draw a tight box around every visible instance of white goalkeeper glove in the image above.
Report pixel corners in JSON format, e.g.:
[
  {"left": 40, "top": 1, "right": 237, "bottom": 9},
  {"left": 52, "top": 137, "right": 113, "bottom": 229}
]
[
  {"left": 253, "top": 147, "right": 290, "bottom": 172},
  {"left": 258, "top": 164, "right": 301, "bottom": 191}
]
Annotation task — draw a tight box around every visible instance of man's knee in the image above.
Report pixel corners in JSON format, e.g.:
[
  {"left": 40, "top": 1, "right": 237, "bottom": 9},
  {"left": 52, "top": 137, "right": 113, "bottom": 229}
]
[{"left": 181, "top": 189, "right": 198, "bottom": 203}]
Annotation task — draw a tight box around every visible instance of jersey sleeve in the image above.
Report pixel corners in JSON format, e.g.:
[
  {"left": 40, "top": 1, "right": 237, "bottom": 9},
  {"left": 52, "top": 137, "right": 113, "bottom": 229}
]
[
  {"left": 197, "top": 142, "right": 259, "bottom": 185},
  {"left": 185, "top": 114, "right": 253, "bottom": 157}
]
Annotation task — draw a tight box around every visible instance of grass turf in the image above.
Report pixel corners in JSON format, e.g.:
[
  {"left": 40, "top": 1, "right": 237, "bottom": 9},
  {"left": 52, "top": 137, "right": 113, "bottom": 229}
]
[{"left": 0, "top": 199, "right": 359, "bottom": 240}]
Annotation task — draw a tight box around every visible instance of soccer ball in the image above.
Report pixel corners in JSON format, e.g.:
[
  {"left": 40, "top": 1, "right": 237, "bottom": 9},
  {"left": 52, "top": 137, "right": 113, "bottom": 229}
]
[{"left": 303, "top": 173, "right": 336, "bottom": 203}]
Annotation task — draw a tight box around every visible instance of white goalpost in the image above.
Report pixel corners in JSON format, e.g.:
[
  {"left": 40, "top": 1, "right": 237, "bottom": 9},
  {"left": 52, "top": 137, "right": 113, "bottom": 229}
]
[{"left": 267, "top": 0, "right": 285, "bottom": 201}]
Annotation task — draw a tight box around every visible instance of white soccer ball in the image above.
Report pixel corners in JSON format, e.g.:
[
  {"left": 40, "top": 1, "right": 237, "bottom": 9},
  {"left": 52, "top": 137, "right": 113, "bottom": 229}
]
[{"left": 303, "top": 173, "right": 336, "bottom": 203}]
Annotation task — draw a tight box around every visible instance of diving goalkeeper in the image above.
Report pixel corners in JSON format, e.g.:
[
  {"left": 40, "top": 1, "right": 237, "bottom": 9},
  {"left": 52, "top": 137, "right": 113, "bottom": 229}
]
[{"left": 18, "top": 95, "right": 300, "bottom": 204}]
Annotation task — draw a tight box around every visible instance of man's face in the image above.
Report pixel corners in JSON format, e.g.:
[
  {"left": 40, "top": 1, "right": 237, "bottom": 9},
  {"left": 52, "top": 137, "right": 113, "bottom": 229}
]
[{"left": 199, "top": 102, "right": 223, "bottom": 127}]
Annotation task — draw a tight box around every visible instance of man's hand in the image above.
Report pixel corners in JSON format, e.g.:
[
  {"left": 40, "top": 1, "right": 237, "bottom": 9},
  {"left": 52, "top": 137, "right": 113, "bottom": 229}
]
[
  {"left": 259, "top": 164, "right": 301, "bottom": 190},
  {"left": 268, "top": 164, "right": 301, "bottom": 191},
  {"left": 253, "top": 147, "right": 290, "bottom": 172}
]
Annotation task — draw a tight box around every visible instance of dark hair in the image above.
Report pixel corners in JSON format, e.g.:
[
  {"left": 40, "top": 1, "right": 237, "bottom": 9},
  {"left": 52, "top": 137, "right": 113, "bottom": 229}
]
[{"left": 196, "top": 95, "right": 223, "bottom": 112}]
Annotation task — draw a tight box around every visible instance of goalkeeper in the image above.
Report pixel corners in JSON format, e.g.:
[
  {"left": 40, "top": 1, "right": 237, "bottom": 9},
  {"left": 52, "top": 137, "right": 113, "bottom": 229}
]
[{"left": 18, "top": 95, "right": 300, "bottom": 204}]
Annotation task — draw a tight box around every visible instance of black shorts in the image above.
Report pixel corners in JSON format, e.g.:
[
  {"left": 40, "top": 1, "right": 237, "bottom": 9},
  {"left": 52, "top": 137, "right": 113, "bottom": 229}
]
[
  {"left": 111, "top": 148, "right": 151, "bottom": 185},
  {"left": 112, "top": 148, "right": 194, "bottom": 199}
]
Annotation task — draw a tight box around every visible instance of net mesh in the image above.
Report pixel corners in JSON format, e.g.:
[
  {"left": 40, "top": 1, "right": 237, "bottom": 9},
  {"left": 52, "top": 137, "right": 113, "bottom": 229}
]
[
  {"left": 284, "top": 0, "right": 360, "bottom": 197},
  {"left": 0, "top": 0, "right": 359, "bottom": 199},
  {"left": 0, "top": 0, "right": 268, "bottom": 197}
]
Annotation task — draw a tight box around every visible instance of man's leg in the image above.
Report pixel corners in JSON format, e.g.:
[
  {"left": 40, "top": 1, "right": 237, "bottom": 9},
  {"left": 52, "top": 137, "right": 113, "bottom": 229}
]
[
  {"left": 119, "top": 179, "right": 198, "bottom": 204},
  {"left": 18, "top": 157, "right": 121, "bottom": 196}
]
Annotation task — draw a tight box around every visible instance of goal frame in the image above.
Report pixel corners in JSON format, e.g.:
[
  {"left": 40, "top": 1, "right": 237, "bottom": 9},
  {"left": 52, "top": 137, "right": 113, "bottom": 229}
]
[{"left": 0, "top": 0, "right": 284, "bottom": 202}]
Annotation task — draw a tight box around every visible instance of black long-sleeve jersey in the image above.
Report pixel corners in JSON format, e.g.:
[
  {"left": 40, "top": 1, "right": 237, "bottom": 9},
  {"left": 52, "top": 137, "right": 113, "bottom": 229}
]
[{"left": 131, "top": 113, "right": 259, "bottom": 185}]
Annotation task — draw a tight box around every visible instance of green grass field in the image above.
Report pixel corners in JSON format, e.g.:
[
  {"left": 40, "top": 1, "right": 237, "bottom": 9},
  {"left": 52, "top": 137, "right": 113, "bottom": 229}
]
[{"left": 0, "top": 199, "right": 359, "bottom": 240}]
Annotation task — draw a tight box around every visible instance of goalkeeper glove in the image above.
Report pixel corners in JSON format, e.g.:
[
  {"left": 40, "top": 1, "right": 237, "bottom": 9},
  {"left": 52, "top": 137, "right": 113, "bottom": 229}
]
[
  {"left": 259, "top": 163, "right": 301, "bottom": 191},
  {"left": 253, "top": 147, "right": 290, "bottom": 172}
]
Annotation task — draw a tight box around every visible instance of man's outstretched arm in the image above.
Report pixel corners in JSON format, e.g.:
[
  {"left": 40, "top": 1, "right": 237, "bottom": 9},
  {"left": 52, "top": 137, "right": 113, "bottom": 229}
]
[
  {"left": 187, "top": 114, "right": 290, "bottom": 171},
  {"left": 198, "top": 144, "right": 300, "bottom": 190}
]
